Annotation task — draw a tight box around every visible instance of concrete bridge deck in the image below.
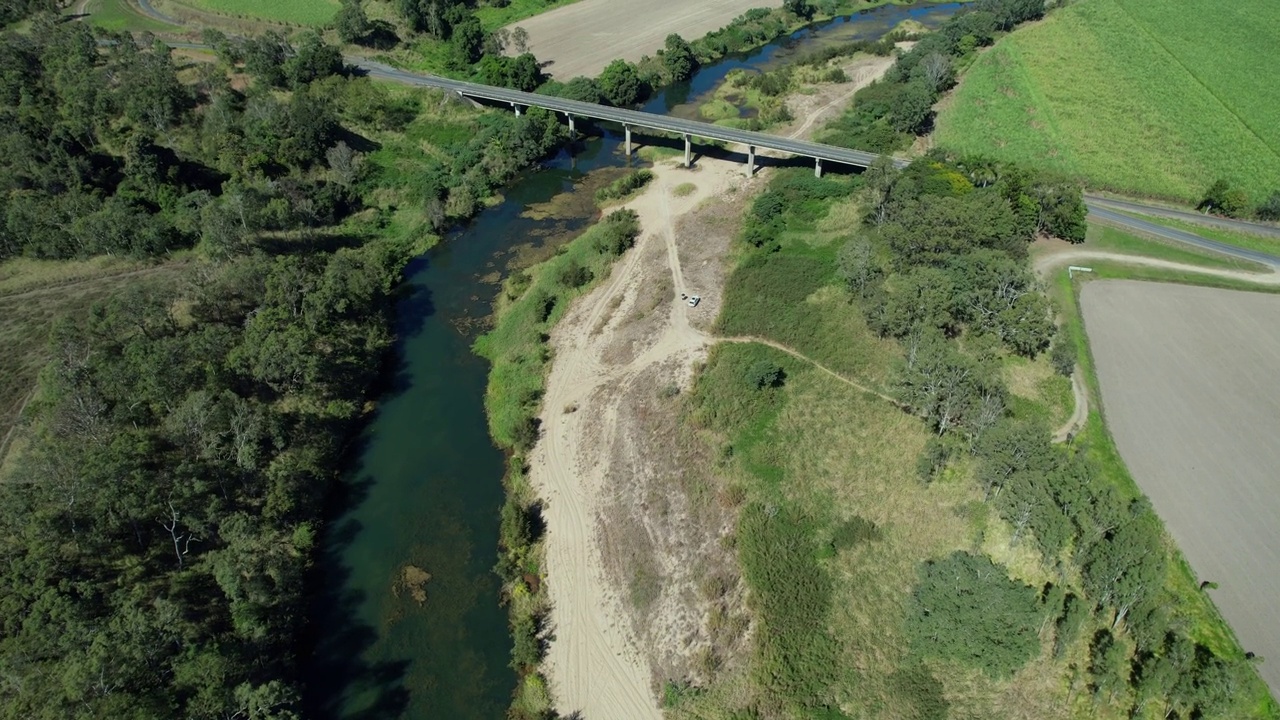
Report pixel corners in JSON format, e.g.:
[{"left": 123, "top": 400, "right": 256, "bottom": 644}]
[{"left": 355, "top": 59, "right": 897, "bottom": 176}]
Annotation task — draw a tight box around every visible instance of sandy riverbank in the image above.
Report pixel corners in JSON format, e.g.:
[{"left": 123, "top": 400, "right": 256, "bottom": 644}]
[{"left": 526, "top": 55, "right": 896, "bottom": 718}]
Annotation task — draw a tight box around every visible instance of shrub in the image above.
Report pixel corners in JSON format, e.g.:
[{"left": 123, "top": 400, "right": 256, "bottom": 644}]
[
  {"left": 830, "top": 516, "right": 880, "bottom": 550},
  {"left": 906, "top": 551, "right": 1041, "bottom": 678},
  {"left": 1257, "top": 190, "right": 1280, "bottom": 221},
  {"left": 557, "top": 260, "right": 593, "bottom": 288},
  {"left": 1198, "top": 178, "right": 1250, "bottom": 217},
  {"left": 1050, "top": 332, "right": 1075, "bottom": 377},
  {"left": 595, "top": 169, "right": 654, "bottom": 203},
  {"left": 592, "top": 208, "right": 641, "bottom": 255},
  {"left": 746, "top": 360, "right": 784, "bottom": 390}
]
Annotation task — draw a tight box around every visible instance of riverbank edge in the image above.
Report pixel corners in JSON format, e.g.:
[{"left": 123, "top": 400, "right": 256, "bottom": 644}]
[{"left": 474, "top": 207, "right": 645, "bottom": 718}]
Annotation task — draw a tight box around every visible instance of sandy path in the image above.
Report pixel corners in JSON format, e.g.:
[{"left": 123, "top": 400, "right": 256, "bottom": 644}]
[
  {"left": 506, "top": 0, "right": 783, "bottom": 78},
  {"left": 1080, "top": 281, "right": 1280, "bottom": 697},
  {"left": 1051, "top": 370, "right": 1087, "bottom": 443}
]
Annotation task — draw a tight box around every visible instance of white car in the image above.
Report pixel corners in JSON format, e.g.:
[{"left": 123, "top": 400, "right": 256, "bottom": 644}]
[{"left": 687, "top": 295, "right": 701, "bottom": 307}]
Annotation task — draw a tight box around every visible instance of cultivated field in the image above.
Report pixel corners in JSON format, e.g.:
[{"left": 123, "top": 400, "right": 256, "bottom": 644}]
[
  {"left": 174, "top": 0, "right": 338, "bottom": 25},
  {"left": 934, "top": 0, "right": 1280, "bottom": 204},
  {"left": 504, "top": 0, "right": 786, "bottom": 78},
  {"left": 1081, "top": 280, "right": 1280, "bottom": 695}
]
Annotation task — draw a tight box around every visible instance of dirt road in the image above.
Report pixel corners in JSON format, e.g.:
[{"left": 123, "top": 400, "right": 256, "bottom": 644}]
[
  {"left": 1080, "top": 280, "right": 1280, "bottom": 697},
  {"left": 505, "top": 0, "right": 783, "bottom": 78}
]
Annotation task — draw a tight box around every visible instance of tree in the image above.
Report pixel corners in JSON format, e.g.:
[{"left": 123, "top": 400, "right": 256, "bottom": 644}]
[
  {"left": 873, "top": 266, "right": 957, "bottom": 337},
  {"left": 747, "top": 360, "right": 783, "bottom": 389},
  {"left": 285, "top": 31, "right": 343, "bottom": 88},
  {"left": 243, "top": 31, "right": 291, "bottom": 87},
  {"left": 1033, "top": 176, "right": 1087, "bottom": 242},
  {"left": 1198, "top": 178, "right": 1250, "bottom": 217},
  {"left": 1050, "top": 332, "right": 1074, "bottom": 377},
  {"left": 895, "top": 329, "right": 1005, "bottom": 437},
  {"left": 599, "top": 59, "right": 641, "bottom": 107},
  {"left": 334, "top": 0, "right": 370, "bottom": 44},
  {"left": 662, "top": 33, "right": 696, "bottom": 83},
  {"left": 511, "top": 26, "right": 530, "bottom": 54},
  {"left": 784, "top": 0, "right": 815, "bottom": 20},
  {"left": 1088, "top": 629, "right": 1130, "bottom": 703},
  {"left": 1081, "top": 505, "right": 1166, "bottom": 629},
  {"left": 837, "top": 234, "right": 877, "bottom": 298},
  {"left": 1256, "top": 190, "right": 1280, "bottom": 221},
  {"left": 906, "top": 552, "right": 1042, "bottom": 678},
  {"left": 918, "top": 52, "right": 955, "bottom": 92},
  {"left": 451, "top": 16, "right": 485, "bottom": 64},
  {"left": 891, "top": 78, "right": 936, "bottom": 134}
]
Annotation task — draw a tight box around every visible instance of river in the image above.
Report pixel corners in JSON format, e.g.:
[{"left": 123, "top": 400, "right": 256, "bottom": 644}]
[{"left": 304, "top": 3, "right": 960, "bottom": 718}]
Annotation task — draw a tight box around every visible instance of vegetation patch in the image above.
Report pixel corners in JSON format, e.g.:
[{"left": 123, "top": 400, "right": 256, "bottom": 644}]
[
  {"left": 177, "top": 0, "right": 340, "bottom": 26},
  {"left": 595, "top": 168, "right": 654, "bottom": 205},
  {"left": 935, "top": 0, "right": 1280, "bottom": 204}
]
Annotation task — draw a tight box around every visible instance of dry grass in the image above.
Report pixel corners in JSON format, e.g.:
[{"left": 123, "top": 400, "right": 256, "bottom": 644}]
[{"left": 0, "top": 260, "right": 187, "bottom": 462}]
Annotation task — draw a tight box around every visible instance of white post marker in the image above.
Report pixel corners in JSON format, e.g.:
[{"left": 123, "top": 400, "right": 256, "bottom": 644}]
[{"left": 1068, "top": 265, "right": 1094, "bottom": 279}]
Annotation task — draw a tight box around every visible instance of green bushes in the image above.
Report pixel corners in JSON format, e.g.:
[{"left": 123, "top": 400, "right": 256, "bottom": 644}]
[
  {"left": 905, "top": 552, "right": 1042, "bottom": 678},
  {"left": 595, "top": 169, "right": 654, "bottom": 204},
  {"left": 592, "top": 208, "right": 642, "bottom": 256}
]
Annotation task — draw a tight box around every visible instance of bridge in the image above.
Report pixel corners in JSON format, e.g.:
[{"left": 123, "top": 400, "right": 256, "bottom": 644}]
[{"left": 354, "top": 59, "right": 896, "bottom": 178}]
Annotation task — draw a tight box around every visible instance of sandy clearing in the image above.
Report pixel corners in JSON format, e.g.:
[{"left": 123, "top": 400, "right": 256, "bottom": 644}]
[
  {"left": 1080, "top": 280, "right": 1280, "bottom": 696},
  {"left": 531, "top": 158, "right": 747, "bottom": 719},
  {"left": 505, "top": 0, "right": 783, "bottom": 79}
]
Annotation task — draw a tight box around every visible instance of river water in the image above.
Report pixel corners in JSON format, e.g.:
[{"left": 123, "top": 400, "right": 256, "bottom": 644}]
[{"left": 304, "top": 3, "right": 959, "bottom": 718}]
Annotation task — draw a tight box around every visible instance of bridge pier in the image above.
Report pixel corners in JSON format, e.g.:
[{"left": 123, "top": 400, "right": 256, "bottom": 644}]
[
  {"left": 566, "top": 113, "right": 575, "bottom": 135},
  {"left": 512, "top": 102, "right": 522, "bottom": 116},
  {"left": 814, "top": 157, "right": 823, "bottom": 179},
  {"left": 746, "top": 145, "right": 756, "bottom": 177},
  {"left": 624, "top": 125, "right": 632, "bottom": 156},
  {"left": 683, "top": 133, "right": 692, "bottom": 168}
]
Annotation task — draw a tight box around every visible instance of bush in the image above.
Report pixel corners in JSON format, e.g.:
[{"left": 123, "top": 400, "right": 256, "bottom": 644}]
[
  {"left": 595, "top": 169, "right": 654, "bottom": 203},
  {"left": 1257, "top": 190, "right": 1280, "bottom": 221},
  {"left": 1198, "top": 178, "right": 1250, "bottom": 217},
  {"left": 746, "top": 360, "right": 783, "bottom": 389},
  {"left": 830, "top": 516, "right": 880, "bottom": 550},
  {"left": 906, "top": 551, "right": 1042, "bottom": 678},
  {"left": 557, "top": 260, "right": 593, "bottom": 288},
  {"left": 592, "top": 208, "right": 641, "bottom": 256},
  {"left": 1050, "top": 332, "right": 1075, "bottom": 377}
]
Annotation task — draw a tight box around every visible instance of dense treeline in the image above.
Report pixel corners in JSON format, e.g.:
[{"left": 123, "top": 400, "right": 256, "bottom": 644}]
[
  {"left": 824, "top": 155, "right": 1253, "bottom": 717},
  {"left": 0, "top": 17, "right": 576, "bottom": 718},
  {"left": 820, "top": 0, "right": 1049, "bottom": 152},
  {"left": 0, "top": 0, "right": 51, "bottom": 27}
]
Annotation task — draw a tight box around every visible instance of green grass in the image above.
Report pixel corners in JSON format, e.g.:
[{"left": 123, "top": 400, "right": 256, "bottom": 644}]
[
  {"left": 935, "top": 0, "right": 1280, "bottom": 204},
  {"left": 1085, "top": 222, "right": 1268, "bottom": 272},
  {"left": 177, "top": 0, "right": 339, "bottom": 25},
  {"left": 473, "top": 0, "right": 583, "bottom": 32},
  {"left": 88, "top": 0, "right": 179, "bottom": 31},
  {"left": 1113, "top": 210, "right": 1280, "bottom": 260}
]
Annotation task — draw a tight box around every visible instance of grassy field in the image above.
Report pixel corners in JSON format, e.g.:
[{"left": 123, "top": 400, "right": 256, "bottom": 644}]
[
  {"left": 934, "top": 0, "right": 1280, "bottom": 204},
  {"left": 175, "top": 0, "right": 339, "bottom": 25},
  {"left": 88, "top": 0, "right": 179, "bottom": 31}
]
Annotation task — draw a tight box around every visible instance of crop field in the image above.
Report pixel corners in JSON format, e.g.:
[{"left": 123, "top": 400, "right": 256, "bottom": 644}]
[
  {"left": 934, "top": 0, "right": 1280, "bottom": 204},
  {"left": 1081, "top": 280, "right": 1280, "bottom": 695},
  {"left": 176, "top": 0, "right": 339, "bottom": 25}
]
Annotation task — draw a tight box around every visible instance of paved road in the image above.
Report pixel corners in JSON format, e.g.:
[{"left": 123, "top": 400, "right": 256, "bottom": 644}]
[
  {"left": 1086, "top": 195, "right": 1280, "bottom": 239},
  {"left": 1086, "top": 204, "right": 1280, "bottom": 268}
]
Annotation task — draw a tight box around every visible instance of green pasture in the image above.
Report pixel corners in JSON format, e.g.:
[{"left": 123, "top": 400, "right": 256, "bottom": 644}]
[
  {"left": 88, "top": 0, "right": 178, "bottom": 31},
  {"left": 177, "top": 0, "right": 339, "bottom": 25},
  {"left": 935, "top": 0, "right": 1280, "bottom": 204}
]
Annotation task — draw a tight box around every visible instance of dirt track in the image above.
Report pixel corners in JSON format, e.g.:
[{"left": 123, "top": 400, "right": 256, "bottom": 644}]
[
  {"left": 1080, "top": 280, "right": 1280, "bottom": 696},
  {"left": 505, "top": 0, "right": 783, "bottom": 78}
]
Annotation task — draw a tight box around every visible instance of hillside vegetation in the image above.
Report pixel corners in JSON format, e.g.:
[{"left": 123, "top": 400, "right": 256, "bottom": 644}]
[
  {"left": 934, "top": 0, "right": 1280, "bottom": 205},
  {"left": 670, "top": 155, "right": 1273, "bottom": 720}
]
